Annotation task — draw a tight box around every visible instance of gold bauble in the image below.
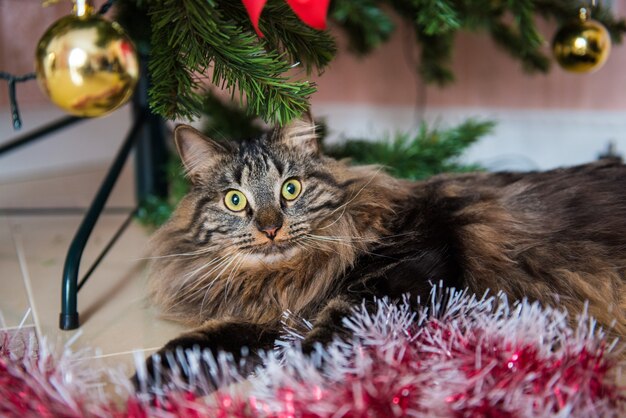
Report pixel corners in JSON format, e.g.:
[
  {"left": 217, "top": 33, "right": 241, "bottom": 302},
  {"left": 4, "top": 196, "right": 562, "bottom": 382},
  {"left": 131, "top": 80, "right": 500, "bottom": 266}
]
[
  {"left": 552, "top": 9, "right": 611, "bottom": 73},
  {"left": 35, "top": 5, "right": 139, "bottom": 117}
]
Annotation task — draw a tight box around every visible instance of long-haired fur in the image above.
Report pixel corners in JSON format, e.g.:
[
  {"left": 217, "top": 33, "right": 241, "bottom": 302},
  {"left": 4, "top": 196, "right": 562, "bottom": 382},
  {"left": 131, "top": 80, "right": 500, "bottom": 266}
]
[
  {"left": 148, "top": 121, "right": 409, "bottom": 327},
  {"left": 147, "top": 119, "right": 626, "bottom": 342}
]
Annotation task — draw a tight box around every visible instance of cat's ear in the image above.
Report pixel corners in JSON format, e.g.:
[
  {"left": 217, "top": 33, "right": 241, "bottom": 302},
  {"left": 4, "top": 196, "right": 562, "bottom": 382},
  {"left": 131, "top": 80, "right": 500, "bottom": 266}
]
[
  {"left": 276, "top": 112, "right": 319, "bottom": 156},
  {"left": 174, "top": 125, "right": 230, "bottom": 181}
]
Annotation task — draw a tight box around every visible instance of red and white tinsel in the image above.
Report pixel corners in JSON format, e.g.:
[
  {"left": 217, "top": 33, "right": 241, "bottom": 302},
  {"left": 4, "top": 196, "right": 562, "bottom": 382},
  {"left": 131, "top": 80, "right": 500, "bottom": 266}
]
[{"left": 1, "top": 286, "right": 624, "bottom": 417}]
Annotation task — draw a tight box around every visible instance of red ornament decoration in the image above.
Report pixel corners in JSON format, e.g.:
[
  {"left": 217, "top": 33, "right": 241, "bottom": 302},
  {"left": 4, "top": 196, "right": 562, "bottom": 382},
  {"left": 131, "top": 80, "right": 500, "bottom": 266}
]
[{"left": 241, "top": 0, "right": 330, "bottom": 37}]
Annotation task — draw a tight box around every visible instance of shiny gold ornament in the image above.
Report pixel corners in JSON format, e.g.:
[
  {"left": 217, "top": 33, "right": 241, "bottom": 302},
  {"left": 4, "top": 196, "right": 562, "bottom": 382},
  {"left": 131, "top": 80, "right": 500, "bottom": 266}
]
[
  {"left": 552, "top": 7, "right": 611, "bottom": 73},
  {"left": 35, "top": 0, "right": 139, "bottom": 117}
]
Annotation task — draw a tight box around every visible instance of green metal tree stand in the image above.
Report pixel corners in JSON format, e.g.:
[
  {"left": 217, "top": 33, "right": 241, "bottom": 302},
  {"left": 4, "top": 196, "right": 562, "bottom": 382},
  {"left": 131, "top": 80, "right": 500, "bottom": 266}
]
[{"left": 0, "top": 56, "right": 168, "bottom": 330}]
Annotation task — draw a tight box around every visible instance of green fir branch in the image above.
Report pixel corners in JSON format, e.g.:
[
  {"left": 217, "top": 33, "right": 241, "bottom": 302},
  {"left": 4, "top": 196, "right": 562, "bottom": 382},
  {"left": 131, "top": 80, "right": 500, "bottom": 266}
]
[
  {"left": 327, "top": 119, "right": 494, "bottom": 180},
  {"left": 330, "top": 0, "right": 396, "bottom": 55},
  {"left": 381, "top": 0, "right": 625, "bottom": 84},
  {"left": 488, "top": 22, "right": 550, "bottom": 73},
  {"left": 258, "top": 2, "right": 336, "bottom": 73},
  {"left": 413, "top": 0, "right": 461, "bottom": 36},
  {"left": 113, "top": 0, "right": 626, "bottom": 123},
  {"left": 218, "top": 1, "right": 337, "bottom": 73},
  {"left": 417, "top": 32, "right": 456, "bottom": 85},
  {"left": 148, "top": 0, "right": 328, "bottom": 124},
  {"left": 496, "top": 0, "right": 549, "bottom": 72}
]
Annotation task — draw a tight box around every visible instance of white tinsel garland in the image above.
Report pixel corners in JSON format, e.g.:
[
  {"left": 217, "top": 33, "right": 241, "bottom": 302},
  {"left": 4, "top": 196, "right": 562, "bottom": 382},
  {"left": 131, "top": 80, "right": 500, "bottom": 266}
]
[{"left": 1, "top": 286, "right": 624, "bottom": 417}]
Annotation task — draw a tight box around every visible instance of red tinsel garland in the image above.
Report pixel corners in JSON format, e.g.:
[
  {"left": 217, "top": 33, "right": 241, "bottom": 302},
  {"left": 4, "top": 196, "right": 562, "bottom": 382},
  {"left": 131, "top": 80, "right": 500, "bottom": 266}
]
[{"left": 1, "top": 287, "right": 624, "bottom": 417}]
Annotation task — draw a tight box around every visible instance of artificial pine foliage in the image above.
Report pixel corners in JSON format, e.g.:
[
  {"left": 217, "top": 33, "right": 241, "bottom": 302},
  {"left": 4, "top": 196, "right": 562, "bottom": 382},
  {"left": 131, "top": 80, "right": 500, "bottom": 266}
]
[
  {"left": 124, "top": 0, "right": 624, "bottom": 226},
  {"left": 115, "top": 0, "right": 626, "bottom": 123},
  {"left": 330, "top": 0, "right": 396, "bottom": 54},
  {"left": 121, "top": 0, "right": 334, "bottom": 124},
  {"left": 327, "top": 120, "right": 492, "bottom": 180}
]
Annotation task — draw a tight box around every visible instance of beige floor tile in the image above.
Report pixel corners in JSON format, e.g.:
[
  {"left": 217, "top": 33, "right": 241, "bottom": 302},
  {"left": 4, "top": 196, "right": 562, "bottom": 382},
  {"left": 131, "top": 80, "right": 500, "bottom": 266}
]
[
  {"left": 9, "top": 214, "right": 184, "bottom": 362},
  {"left": 0, "top": 163, "right": 135, "bottom": 209},
  {"left": 0, "top": 216, "right": 34, "bottom": 329},
  {"left": 0, "top": 163, "right": 185, "bottom": 379}
]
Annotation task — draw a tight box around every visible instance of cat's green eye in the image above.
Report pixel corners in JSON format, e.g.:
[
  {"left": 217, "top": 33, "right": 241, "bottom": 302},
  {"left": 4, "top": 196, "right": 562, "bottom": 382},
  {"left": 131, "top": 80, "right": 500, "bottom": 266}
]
[
  {"left": 224, "top": 190, "right": 248, "bottom": 212},
  {"left": 281, "top": 179, "right": 302, "bottom": 201}
]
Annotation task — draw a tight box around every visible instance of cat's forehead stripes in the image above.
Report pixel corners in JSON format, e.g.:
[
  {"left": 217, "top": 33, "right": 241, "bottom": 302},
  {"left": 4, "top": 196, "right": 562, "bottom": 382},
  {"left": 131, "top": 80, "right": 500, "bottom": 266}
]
[
  {"left": 233, "top": 140, "right": 288, "bottom": 186},
  {"left": 239, "top": 158, "right": 281, "bottom": 189}
]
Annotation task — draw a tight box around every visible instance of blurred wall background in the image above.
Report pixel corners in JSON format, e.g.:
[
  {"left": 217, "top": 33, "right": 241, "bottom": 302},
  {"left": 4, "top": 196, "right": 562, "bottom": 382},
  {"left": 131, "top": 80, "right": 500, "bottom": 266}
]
[{"left": 1, "top": 0, "right": 625, "bottom": 181}]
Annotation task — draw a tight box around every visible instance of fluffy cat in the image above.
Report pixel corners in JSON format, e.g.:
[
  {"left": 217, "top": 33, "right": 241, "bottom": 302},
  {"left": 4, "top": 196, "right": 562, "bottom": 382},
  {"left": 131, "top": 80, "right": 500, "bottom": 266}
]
[{"left": 143, "top": 117, "right": 626, "bottom": 381}]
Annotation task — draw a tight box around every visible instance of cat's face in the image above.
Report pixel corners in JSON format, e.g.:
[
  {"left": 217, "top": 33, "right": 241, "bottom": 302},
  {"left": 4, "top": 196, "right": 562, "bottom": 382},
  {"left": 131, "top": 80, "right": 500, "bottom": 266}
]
[{"left": 173, "top": 119, "right": 348, "bottom": 267}]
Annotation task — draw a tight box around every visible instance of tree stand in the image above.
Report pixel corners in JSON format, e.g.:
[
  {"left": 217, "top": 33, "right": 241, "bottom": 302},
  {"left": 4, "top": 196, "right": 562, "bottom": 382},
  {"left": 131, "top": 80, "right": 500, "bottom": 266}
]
[{"left": 0, "top": 57, "right": 168, "bottom": 330}]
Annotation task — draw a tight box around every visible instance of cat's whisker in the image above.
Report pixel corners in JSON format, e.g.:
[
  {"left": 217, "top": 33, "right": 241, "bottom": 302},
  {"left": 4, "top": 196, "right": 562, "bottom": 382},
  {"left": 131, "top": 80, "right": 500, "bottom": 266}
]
[
  {"left": 142, "top": 235, "right": 255, "bottom": 262},
  {"left": 317, "top": 206, "right": 349, "bottom": 231},
  {"left": 200, "top": 252, "right": 244, "bottom": 314},
  {"left": 138, "top": 246, "right": 219, "bottom": 261},
  {"left": 304, "top": 233, "right": 362, "bottom": 246},
  {"left": 318, "top": 168, "right": 383, "bottom": 230},
  {"left": 177, "top": 253, "right": 238, "bottom": 298},
  {"left": 296, "top": 240, "right": 316, "bottom": 254},
  {"left": 181, "top": 252, "right": 233, "bottom": 283},
  {"left": 188, "top": 254, "right": 237, "bottom": 288},
  {"left": 178, "top": 268, "right": 228, "bottom": 308},
  {"left": 304, "top": 234, "right": 400, "bottom": 261},
  {"left": 306, "top": 233, "right": 378, "bottom": 244},
  {"left": 312, "top": 231, "right": 417, "bottom": 241},
  {"left": 222, "top": 251, "right": 251, "bottom": 302},
  {"left": 170, "top": 253, "right": 240, "bottom": 313},
  {"left": 305, "top": 236, "right": 353, "bottom": 245},
  {"left": 173, "top": 253, "right": 238, "bottom": 309},
  {"left": 330, "top": 167, "right": 383, "bottom": 215},
  {"left": 301, "top": 237, "right": 334, "bottom": 253},
  {"left": 295, "top": 240, "right": 324, "bottom": 258}
]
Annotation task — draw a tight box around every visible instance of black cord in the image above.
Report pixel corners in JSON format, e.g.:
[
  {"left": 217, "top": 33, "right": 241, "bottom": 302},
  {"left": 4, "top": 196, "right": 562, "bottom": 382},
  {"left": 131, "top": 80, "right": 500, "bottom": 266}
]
[
  {"left": 0, "top": 72, "right": 36, "bottom": 130},
  {"left": 1, "top": 0, "right": 116, "bottom": 130},
  {"left": 0, "top": 72, "right": 36, "bottom": 83}
]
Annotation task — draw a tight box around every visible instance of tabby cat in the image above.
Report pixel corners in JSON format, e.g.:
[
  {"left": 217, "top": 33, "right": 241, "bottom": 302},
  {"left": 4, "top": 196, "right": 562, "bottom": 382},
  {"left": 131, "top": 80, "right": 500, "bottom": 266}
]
[{"left": 143, "top": 117, "right": 626, "bottom": 381}]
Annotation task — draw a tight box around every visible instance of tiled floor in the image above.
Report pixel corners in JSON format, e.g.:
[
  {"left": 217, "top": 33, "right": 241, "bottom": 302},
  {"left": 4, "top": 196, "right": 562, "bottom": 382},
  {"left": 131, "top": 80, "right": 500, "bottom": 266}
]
[{"left": 0, "top": 163, "right": 185, "bottom": 376}]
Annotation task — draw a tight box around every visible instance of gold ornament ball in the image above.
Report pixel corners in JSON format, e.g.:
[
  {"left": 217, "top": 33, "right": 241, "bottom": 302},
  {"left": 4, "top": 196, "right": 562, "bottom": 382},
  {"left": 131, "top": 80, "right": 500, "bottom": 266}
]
[
  {"left": 552, "top": 18, "right": 611, "bottom": 73},
  {"left": 35, "top": 14, "right": 139, "bottom": 117}
]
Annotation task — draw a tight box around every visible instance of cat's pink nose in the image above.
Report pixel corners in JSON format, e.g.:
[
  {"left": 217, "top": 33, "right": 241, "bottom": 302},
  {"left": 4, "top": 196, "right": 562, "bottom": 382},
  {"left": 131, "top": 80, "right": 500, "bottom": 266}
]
[{"left": 260, "top": 224, "right": 282, "bottom": 240}]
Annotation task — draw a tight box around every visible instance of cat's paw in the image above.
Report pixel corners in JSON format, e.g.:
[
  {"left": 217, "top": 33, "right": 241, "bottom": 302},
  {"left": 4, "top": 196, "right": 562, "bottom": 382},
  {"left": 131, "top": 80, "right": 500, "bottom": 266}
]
[
  {"left": 131, "top": 348, "right": 188, "bottom": 393},
  {"left": 131, "top": 342, "right": 250, "bottom": 394},
  {"left": 299, "top": 322, "right": 351, "bottom": 355},
  {"left": 299, "top": 329, "right": 338, "bottom": 356},
  {"left": 300, "top": 339, "right": 323, "bottom": 356}
]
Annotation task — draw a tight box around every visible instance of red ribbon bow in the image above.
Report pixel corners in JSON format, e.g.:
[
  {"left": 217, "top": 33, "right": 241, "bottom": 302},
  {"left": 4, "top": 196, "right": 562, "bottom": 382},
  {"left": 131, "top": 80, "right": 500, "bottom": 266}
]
[{"left": 242, "top": 0, "right": 330, "bottom": 37}]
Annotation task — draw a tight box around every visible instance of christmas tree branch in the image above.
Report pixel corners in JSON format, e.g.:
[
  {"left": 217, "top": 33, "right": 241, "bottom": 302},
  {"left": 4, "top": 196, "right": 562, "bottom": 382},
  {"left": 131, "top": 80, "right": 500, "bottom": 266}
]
[
  {"left": 413, "top": 0, "right": 460, "bottom": 36},
  {"left": 376, "top": 0, "right": 626, "bottom": 85},
  {"left": 148, "top": 0, "right": 333, "bottom": 124},
  {"left": 118, "top": 0, "right": 626, "bottom": 122},
  {"left": 416, "top": 31, "right": 456, "bottom": 85},
  {"left": 326, "top": 119, "right": 494, "bottom": 180},
  {"left": 221, "top": 1, "right": 337, "bottom": 73},
  {"left": 330, "top": 0, "right": 396, "bottom": 55}
]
